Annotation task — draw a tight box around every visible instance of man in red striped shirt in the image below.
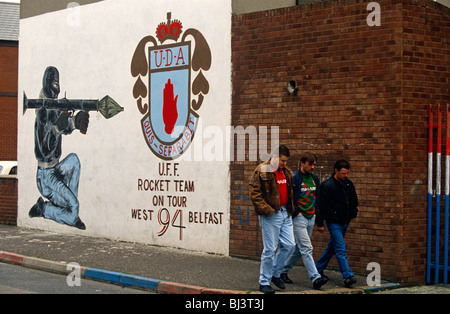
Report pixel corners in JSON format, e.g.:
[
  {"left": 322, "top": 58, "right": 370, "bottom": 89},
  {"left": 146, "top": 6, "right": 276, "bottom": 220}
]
[{"left": 250, "top": 145, "right": 295, "bottom": 294}]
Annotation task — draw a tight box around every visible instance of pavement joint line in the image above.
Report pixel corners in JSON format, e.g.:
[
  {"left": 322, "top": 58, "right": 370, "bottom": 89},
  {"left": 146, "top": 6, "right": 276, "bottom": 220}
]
[{"left": 0, "top": 250, "right": 400, "bottom": 294}]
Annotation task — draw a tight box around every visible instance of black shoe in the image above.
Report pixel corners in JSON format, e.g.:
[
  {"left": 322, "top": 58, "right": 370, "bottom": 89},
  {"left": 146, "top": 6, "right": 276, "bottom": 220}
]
[
  {"left": 259, "top": 285, "right": 275, "bottom": 294},
  {"left": 318, "top": 272, "right": 329, "bottom": 282},
  {"left": 73, "top": 218, "right": 86, "bottom": 230},
  {"left": 280, "top": 272, "right": 293, "bottom": 284},
  {"left": 313, "top": 275, "right": 329, "bottom": 290},
  {"left": 271, "top": 276, "right": 285, "bottom": 289},
  {"left": 344, "top": 276, "right": 356, "bottom": 288},
  {"left": 29, "top": 197, "right": 44, "bottom": 218}
]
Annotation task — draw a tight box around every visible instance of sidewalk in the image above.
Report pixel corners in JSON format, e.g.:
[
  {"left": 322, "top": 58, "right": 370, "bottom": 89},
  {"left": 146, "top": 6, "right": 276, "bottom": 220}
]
[{"left": 0, "top": 224, "right": 402, "bottom": 294}]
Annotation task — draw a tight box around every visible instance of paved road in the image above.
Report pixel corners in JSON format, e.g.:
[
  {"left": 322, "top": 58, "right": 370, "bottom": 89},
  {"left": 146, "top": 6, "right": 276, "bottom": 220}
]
[
  {"left": 0, "top": 262, "right": 152, "bottom": 294},
  {"left": 3, "top": 224, "right": 450, "bottom": 295}
]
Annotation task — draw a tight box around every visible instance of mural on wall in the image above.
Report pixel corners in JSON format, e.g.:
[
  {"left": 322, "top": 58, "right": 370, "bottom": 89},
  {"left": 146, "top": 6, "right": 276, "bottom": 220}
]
[
  {"left": 131, "top": 12, "right": 211, "bottom": 160},
  {"left": 128, "top": 12, "right": 229, "bottom": 249},
  {"left": 18, "top": 0, "right": 230, "bottom": 255},
  {"left": 23, "top": 66, "right": 124, "bottom": 230}
]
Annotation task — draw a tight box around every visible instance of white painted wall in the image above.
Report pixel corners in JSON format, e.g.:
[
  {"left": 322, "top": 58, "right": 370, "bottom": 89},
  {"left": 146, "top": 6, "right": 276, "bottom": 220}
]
[{"left": 18, "top": 0, "right": 232, "bottom": 255}]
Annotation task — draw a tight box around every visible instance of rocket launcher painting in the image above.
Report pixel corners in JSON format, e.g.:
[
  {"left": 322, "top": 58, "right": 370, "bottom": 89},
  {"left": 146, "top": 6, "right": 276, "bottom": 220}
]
[{"left": 23, "top": 93, "right": 124, "bottom": 120}]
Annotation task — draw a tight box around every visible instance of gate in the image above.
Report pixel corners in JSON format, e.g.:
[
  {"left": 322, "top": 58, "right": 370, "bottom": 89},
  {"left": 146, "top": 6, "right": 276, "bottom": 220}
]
[{"left": 427, "top": 104, "right": 450, "bottom": 284}]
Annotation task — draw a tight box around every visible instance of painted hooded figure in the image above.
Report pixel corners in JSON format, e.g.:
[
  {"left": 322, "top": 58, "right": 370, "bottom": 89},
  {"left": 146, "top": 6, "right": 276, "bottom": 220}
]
[{"left": 28, "top": 66, "right": 89, "bottom": 230}]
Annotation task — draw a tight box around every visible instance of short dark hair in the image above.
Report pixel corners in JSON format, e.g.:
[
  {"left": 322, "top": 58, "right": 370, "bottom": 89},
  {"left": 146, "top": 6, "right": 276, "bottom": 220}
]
[
  {"left": 334, "top": 159, "right": 350, "bottom": 171},
  {"left": 274, "top": 145, "right": 290, "bottom": 158},
  {"left": 300, "top": 152, "right": 317, "bottom": 164}
]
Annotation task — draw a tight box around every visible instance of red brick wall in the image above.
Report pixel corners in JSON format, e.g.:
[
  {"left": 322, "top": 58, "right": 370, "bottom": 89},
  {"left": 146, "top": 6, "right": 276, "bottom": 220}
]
[
  {"left": 229, "top": 0, "right": 450, "bottom": 284},
  {"left": 0, "top": 177, "right": 17, "bottom": 224},
  {"left": 399, "top": 0, "right": 450, "bottom": 284},
  {"left": 0, "top": 42, "right": 19, "bottom": 161}
]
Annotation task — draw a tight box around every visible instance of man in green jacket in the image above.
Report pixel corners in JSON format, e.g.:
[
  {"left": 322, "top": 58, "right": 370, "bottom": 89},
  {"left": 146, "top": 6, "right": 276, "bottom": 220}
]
[{"left": 280, "top": 152, "right": 328, "bottom": 289}]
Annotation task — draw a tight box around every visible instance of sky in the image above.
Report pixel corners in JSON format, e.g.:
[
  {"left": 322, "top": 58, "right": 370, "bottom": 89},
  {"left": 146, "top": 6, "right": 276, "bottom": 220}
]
[{"left": 2, "top": 0, "right": 20, "bottom": 3}]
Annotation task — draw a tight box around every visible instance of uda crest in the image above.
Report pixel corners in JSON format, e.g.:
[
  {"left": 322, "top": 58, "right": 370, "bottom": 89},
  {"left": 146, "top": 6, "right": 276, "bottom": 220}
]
[{"left": 131, "top": 13, "right": 211, "bottom": 160}]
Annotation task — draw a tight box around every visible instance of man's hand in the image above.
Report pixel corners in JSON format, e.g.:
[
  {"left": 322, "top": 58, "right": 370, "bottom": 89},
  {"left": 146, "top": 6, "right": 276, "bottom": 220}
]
[
  {"left": 55, "top": 112, "right": 71, "bottom": 132},
  {"left": 75, "top": 111, "right": 90, "bottom": 134},
  {"left": 316, "top": 226, "right": 324, "bottom": 233}
]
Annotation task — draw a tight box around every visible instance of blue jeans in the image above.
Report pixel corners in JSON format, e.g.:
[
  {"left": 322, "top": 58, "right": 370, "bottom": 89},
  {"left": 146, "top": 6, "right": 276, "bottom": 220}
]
[
  {"left": 282, "top": 215, "right": 321, "bottom": 282},
  {"left": 36, "top": 153, "right": 81, "bottom": 226},
  {"left": 316, "top": 223, "right": 354, "bottom": 279},
  {"left": 259, "top": 207, "right": 295, "bottom": 286}
]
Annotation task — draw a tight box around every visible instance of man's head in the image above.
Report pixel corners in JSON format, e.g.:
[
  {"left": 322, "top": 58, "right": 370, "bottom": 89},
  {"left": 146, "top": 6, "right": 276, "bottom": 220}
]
[
  {"left": 271, "top": 145, "right": 290, "bottom": 170},
  {"left": 334, "top": 159, "right": 351, "bottom": 181},
  {"left": 42, "top": 66, "right": 60, "bottom": 99},
  {"left": 300, "top": 152, "right": 317, "bottom": 175}
]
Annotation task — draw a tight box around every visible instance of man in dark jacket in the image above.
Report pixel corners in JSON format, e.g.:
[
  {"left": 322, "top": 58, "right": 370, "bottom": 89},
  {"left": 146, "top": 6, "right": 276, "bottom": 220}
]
[{"left": 316, "top": 159, "right": 358, "bottom": 287}]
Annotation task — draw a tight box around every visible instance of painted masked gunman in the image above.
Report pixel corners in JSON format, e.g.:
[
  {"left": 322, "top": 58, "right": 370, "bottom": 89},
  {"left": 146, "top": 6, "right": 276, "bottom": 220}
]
[{"left": 28, "top": 66, "right": 89, "bottom": 230}]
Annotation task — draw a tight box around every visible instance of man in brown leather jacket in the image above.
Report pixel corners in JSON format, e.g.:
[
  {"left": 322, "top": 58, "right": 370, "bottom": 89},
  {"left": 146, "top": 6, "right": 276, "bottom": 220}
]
[{"left": 249, "top": 145, "right": 295, "bottom": 294}]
